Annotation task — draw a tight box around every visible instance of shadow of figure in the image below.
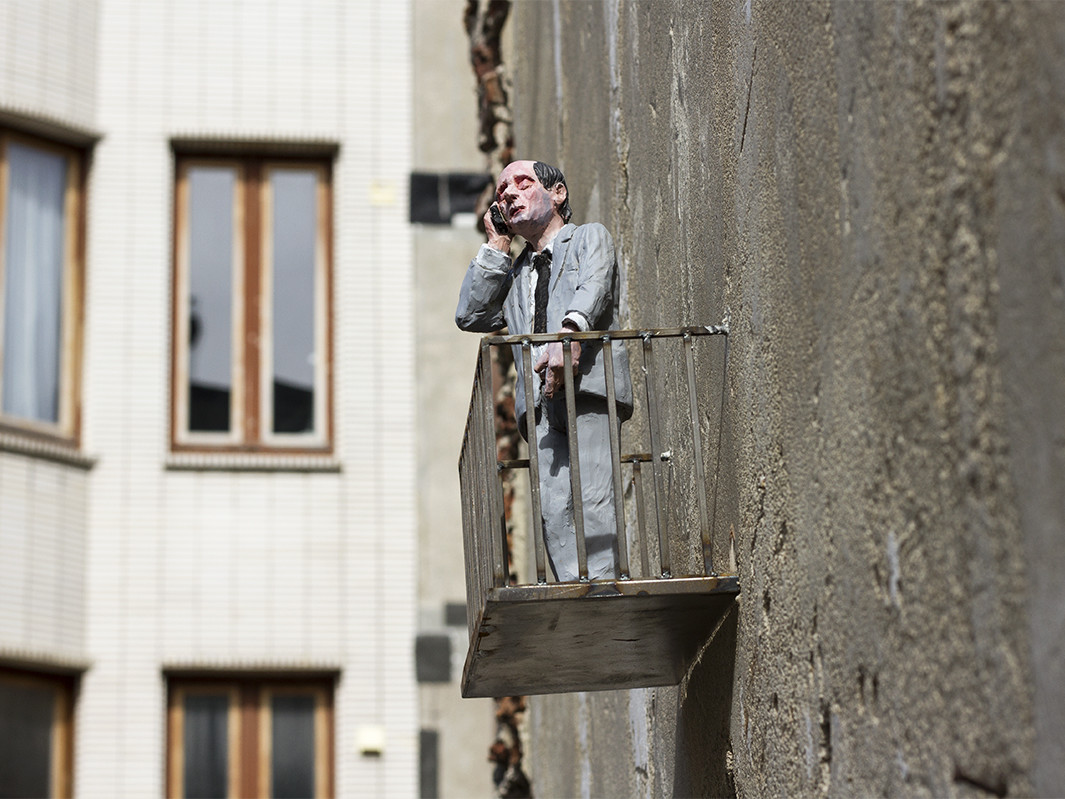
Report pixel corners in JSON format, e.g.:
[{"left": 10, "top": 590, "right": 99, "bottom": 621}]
[{"left": 672, "top": 602, "right": 739, "bottom": 799}]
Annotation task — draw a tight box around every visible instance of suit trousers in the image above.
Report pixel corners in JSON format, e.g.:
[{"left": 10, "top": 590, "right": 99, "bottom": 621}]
[{"left": 535, "top": 396, "right": 621, "bottom": 582}]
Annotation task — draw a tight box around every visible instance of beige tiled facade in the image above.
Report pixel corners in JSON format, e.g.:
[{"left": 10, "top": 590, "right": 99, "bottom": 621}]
[{"left": 1, "top": 1, "right": 422, "bottom": 795}]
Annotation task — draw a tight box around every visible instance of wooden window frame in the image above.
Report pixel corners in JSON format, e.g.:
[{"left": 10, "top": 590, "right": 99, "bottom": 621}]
[
  {"left": 0, "top": 130, "right": 86, "bottom": 447},
  {"left": 170, "top": 155, "right": 334, "bottom": 454},
  {"left": 166, "top": 676, "right": 335, "bottom": 799},
  {"left": 0, "top": 667, "right": 76, "bottom": 799},
  {"left": 166, "top": 683, "right": 243, "bottom": 799},
  {"left": 258, "top": 684, "right": 333, "bottom": 799}
]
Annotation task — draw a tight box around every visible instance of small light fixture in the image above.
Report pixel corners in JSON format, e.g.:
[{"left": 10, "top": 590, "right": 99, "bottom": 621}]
[{"left": 356, "top": 724, "right": 386, "bottom": 757}]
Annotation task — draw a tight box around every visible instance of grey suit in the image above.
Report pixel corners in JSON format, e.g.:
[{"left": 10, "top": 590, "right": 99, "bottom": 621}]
[{"left": 456, "top": 222, "right": 632, "bottom": 581}]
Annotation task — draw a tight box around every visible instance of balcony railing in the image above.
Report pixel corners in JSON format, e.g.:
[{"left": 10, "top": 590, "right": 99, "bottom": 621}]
[{"left": 458, "top": 326, "right": 739, "bottom": 696}]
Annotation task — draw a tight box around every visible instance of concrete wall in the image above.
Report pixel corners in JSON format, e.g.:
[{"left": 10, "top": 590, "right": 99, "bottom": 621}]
[{"left": 509, "top": 1, "right": 1065, "bottom": 797}]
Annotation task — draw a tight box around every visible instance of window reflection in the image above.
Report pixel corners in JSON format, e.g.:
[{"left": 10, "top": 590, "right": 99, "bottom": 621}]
[
  {"left": 183, "top": 693, "right": 229, "bottom": 799},
  {"left": 2, "top": 142, "right": 67, "bottom": 425},
  {"left": 0, "top": 677, "right": 54, "bottom": 798},
  {"left": 270, "top": 694, "right": 316, "bottom": 799},
  {"left": 270, "top": 169, "right": 317, "bottom": 435},
  {"left": 187, "top": 166, "right": 236, "bottom": 433}
]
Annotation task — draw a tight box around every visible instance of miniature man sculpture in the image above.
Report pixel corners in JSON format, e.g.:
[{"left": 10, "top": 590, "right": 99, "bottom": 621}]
[{"left": 456, "top": 160, "right": 632, "bottom": 581}]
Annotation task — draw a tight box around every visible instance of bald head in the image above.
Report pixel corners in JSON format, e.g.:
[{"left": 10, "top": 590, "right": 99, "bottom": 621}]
[{"left": 494, "top": 160, "right": 570, "bottom": 249}]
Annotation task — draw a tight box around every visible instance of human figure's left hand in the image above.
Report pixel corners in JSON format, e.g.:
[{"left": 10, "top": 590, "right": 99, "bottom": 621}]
[{"left": 535, "top": 332, "right": 581, "bottom": 400}]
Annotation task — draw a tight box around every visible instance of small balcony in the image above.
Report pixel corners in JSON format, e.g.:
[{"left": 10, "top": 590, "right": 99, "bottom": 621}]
[{"left": 458, "top": 325, "right": 739, "bottom": 697}]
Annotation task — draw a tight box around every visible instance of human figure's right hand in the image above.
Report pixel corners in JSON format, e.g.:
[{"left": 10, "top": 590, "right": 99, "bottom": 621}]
[{"left": 484, "top": 207, "right": 513, "bottom": 252}]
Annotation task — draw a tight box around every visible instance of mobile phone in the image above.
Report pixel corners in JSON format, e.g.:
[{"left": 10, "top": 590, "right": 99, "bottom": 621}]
[{"left": 489, "top": 204, "right": 510, "bottom": 236}]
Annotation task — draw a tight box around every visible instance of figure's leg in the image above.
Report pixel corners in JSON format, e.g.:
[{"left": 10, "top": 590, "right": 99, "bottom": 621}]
[
  {"left": 536, "top": 398, "right": 620, "bottom": 582},
  {"left": 536, "top": 411, "right": 579, "bottom": 582},
  {"left": 573, "top": 402, "right": 621, "bottom": 580}
]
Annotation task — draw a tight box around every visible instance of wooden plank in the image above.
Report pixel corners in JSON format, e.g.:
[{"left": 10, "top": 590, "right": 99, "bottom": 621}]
[{"left": 462, "top": 577, "right": 739, "bottom": 697}]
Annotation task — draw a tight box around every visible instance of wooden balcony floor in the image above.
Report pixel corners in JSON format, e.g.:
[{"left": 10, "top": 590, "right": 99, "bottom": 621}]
[{"left": 461, "top": 575, "right": 739, "bottom": 697}]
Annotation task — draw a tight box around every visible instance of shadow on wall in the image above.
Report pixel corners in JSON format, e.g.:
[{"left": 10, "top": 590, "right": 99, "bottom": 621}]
[{"left": 672, "top": 603, "right": 739, "bottom": 799}]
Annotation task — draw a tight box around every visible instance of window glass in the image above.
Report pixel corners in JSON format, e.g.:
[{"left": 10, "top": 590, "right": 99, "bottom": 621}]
[
  {"left": 182, "top": 693, "right": 229, "bottom": 799},
  {"left": 168, "top": 678, "right": 332, "bottom": 798},
  {"left": 269, "top": 169, "right": 317, "bottom": 435},
  {"left": 270, "top": 694, "right": 316, "bottom": 799},
  {"left": 172, "top": 155, "right": 331, "bottom": 453},
  {"left": 2, "top": 141, "right": 67, "bottom": 424},
  {"left": 187, "top": 166, "right": 237, "bottom": 433},
  {"left": 0, "top": 677, "right": 54, "bottom": 798}
]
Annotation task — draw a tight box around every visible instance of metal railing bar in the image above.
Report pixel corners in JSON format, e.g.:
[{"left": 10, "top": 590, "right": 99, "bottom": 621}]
[
  {"left": 467, "top": 387, "right": 487, "bottom": 605},
  {"left": 481, "top": 325, "right": 728, "bottom": 346},
  {"left": 562, "top": 336, "right": 589, "bottom": 581},
  {"left": 684, "top": 332, "right": 713, "bottom": 576},
  {"left": 631, "top": 460, "right": 651, "bottom": 578},
  {"left": 496, "top": 464, "right": 511, "bottom": 582},
  {"left": 520, "top": 339, "right": 548, "bottom": 584},
  {"left": 458, "top": 455, "right": 474, "bottom": 640},
  {"left": 642, "top": 334, "right": 671, "bottom": 578},
  {"left": 602, "top": 336, "right": 629, "bottom": 579},
  {"left": 499, "top": 451, "right": 652, "bottom": 470},
  {"left": 709, "top": 332, "right": 730, "bottom": 568},
  {"left": 480, "top": 341, "right": 507, "bottom": 589},
  {"left": 499, "top": 458, "right": 531, "bottom": 469}
]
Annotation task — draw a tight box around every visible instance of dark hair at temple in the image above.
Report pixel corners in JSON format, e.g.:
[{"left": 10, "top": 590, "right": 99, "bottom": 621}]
[{"left": 533, "top": 161, "right": 572, "bottom": 223}]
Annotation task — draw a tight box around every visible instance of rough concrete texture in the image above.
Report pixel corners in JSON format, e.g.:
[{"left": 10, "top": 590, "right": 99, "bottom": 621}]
[{"left": 507, "top": 1, "right": 1065, "bottom": 797}]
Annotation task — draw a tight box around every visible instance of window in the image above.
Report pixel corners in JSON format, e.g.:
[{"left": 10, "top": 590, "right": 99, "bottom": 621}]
[
  {"left": 0, "top": 668, "right": 75, "bottom": 798},
  {"left": 171, "top": 156, "right": 333, "bottom": 452},
  {"left": 0, "top": 132, "right": 84, "bottom": 443},
  {"left": 166, "top": 677, "right": 334, "bottom": 799}
]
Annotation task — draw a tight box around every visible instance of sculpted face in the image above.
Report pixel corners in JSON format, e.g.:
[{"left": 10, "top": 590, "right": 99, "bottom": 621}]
[{"left": 495, "top": 160, "right": 565, "bottom": 239}]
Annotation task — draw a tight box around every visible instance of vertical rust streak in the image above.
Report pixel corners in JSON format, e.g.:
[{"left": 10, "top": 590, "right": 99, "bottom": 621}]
[
  {"left": 465, "top": 4, "right": 531, "bottom": 795},
  {"left": 642, "top": 335, "right": 671, "bottom": 578},
  {"left": 465, "top": 0, "right": 513, "bottom": 167},
  {"left": 684, "top": 332, "right": 713, "bottom": 575}
]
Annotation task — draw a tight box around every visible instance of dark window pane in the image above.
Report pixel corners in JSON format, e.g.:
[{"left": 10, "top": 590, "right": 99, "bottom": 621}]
[
  {"left": 0, "top": 677, "right": 54, "bottom": 799},
  {"left": 183, "top": 693, "right": 229, "bottom": 799},
  {"left": 415, "top": 634, "right": 452, "bottom": 683},
  {"left": 270, "top": 694, "right": 316, "bottom": 799},
  {"left": 270, "top": 170, "right": 317, "bottom": 434},
  {"left": 187, "top": 167, "right": 235, "bottom": 432},
  {"left": 419, "top": 729, "right": 439, "bottom": 799},
  {"left": 2, "top": 142, "right": 67, "bottom": 424}
]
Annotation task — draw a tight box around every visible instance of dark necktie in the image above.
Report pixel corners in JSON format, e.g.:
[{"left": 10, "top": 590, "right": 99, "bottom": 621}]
[{"left": 533, "top": 250, "right": 551, "bottom": 334}]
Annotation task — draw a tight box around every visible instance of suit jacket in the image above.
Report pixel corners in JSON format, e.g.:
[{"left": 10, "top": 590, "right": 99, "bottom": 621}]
[{"left": 455, "top": 222, "right": 633, "bottom": 430}]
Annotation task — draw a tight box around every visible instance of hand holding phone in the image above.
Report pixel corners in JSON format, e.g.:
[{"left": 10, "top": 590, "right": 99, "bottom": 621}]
[{"left": 489, "top": 204, "right": 510, "bottom": 237}]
